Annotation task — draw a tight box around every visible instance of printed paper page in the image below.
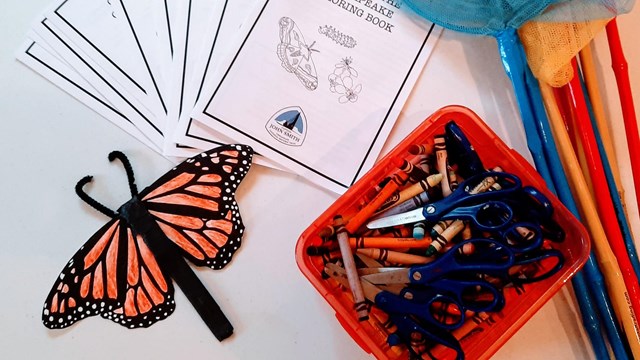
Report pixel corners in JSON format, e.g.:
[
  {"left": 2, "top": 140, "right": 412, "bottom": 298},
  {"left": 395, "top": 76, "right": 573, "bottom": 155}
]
[{"left": 192, "top": 0, "right": 440, "bottom": 193}]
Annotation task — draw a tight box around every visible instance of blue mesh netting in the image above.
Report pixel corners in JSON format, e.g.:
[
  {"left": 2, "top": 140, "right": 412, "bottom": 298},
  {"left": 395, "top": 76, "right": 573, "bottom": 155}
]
[{"left": 402, "top": 0, "right": 567, "bottom": 35}]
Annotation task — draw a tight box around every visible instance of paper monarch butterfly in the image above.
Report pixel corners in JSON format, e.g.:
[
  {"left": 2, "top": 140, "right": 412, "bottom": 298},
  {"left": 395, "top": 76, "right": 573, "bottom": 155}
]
[{"left": 42, "top": 144, "right": 253, "bottom": 341}]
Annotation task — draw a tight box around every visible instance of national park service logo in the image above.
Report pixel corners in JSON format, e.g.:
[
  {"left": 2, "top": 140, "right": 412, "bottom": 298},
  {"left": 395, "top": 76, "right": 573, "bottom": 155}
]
[{"left": 266, "top": 106, "right": 307, "bottom": 146}]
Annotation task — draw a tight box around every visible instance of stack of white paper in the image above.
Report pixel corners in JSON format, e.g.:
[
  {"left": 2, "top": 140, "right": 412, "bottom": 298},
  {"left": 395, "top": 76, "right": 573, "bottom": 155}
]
[{"left": 18, "top": 0, "right": 440, "bottom": 193}]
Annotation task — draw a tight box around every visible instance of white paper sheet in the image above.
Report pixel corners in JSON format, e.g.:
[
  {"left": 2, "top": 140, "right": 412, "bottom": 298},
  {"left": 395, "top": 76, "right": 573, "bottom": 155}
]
[
  {"left": 46, "top": 0, "right": 166, "bottom": 142},
  {"left": 120, "top": 0, "right": 173, "bottom": 118},
  {"left": 192, "top": 0, "right": 441, "bottom": 193},
  {"left": 160, "top": 0, "right": 226, "bottom": 157},
  {"left": 32, "top": 17, "right": 166, "bottom": 148},
  {"left": 169, "top": 0, "right": 263, "bottom": 155},
  {"left": 16, "top": 37, "right": 161, "bottom": 153}
]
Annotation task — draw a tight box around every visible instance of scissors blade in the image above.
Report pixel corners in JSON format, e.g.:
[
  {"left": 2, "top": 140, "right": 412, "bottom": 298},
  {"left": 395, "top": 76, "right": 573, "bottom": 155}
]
[
  {"left": 357, "top": 267, "right": 406, "bottom": 275},
  {"left": 366, "top": 208, "right": 425, "bottom": 229},
  {"left": 361, "top": 268, "right": 410, "bottom": 285},
  {"left": 325, "top": 263, "right": 380, "bottom": 302},
  {"left": 355, "top": 253, "right": 384, "bottom": 268}
]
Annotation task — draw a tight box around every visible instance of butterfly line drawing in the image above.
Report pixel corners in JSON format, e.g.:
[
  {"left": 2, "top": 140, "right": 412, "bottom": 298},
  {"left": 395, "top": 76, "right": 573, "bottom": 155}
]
[
  {"left": 42, "top": 144, "right": 253, "bottom": 341},
  {"left": 277, "top": 16, "right": 319, "bottom": 91}
]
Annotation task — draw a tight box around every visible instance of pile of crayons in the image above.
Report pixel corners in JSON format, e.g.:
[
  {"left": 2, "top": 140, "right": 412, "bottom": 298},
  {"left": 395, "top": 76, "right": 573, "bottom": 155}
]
[{"left": 306, "top": 120, "right": 569, "bottom": 359}]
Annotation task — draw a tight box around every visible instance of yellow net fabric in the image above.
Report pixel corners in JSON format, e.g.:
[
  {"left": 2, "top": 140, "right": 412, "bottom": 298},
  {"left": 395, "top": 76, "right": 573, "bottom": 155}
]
[{"left": 518, "top": 19, "right": 609, "bottom": 87}]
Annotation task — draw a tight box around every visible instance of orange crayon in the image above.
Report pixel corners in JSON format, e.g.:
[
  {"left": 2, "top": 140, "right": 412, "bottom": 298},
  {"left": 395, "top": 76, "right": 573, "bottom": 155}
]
[
  {"left": 394, "top": 158, "right": 429, "bottom": 184},
  {"left": 408, "top": 143, "right": 434, "bottom": 156},
  {"left": 356, "top": 248, "right": 434, "bottom": 265},
  {"left": 346, "top": 171, "right": 409, "bottom": 233},
  {"left": 349, "top": 236, "right": 432, "bottom": 249},
  {"left": 362, "top": 226, "right": 412, "bottom": 238}
]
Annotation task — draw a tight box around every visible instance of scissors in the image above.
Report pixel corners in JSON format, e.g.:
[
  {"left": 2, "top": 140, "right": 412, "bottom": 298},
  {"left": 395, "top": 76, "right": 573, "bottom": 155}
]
[
  {"left": 434, "top": 200, "right": 545, "bottom": 253},
  {"left": 325, "top": 264, "right": 466, "bottom": 359},
  {"left": 503, "top": 186, "right": 566, "bottom": 243},
  {"left": 508, "top": 248, "right": 565, "bottom": 284},
  {"left": 362, "top": 239, "right": 515, "bottom": 286},
  {"left": 366, "top": 171, "right": 522, "bottom": 229}
]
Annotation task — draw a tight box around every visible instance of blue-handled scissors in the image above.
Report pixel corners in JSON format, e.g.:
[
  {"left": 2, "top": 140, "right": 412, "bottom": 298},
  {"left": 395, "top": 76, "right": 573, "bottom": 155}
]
[
  {"left": 326, "top": 263, "right": 472, "bottom": 330},
  {"left": 362, "top": 239, "right": 515, "bottom": 286},
  {"left": 387, "top": 312, "right": 464, "bottom": 360},
  {"left": 366, "top": 171, "right": 522, "bottom": 229},
  {"left": 438, "top": 201, "right": 545, "bottom": 253},
  {"left": 508, "top": 248, "right": 565, "bottom": 284},
  {"left": 502, "top": 186, "right": 565, "bottom": 242}
]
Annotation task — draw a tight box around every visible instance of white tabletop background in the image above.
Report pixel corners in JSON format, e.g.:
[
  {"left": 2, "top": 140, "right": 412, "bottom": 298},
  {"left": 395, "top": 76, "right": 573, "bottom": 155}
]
[{"left": 2, "top": 1, "right": 640, "bottom": 359}]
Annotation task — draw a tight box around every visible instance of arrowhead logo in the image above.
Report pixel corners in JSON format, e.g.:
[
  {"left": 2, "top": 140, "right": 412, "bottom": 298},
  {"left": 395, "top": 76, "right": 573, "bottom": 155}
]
[{"left": 265, "top": 106, "right": 307, "bottom": 147}]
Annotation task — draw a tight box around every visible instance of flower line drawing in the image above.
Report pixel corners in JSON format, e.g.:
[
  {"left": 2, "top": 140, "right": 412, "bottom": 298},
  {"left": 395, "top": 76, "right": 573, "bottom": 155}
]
[
  {"left": 318, "top": 25, "right": 357, "bottom": 48},
  {"left": 328, "top": 57, "right": 362, "bottom": 104}
]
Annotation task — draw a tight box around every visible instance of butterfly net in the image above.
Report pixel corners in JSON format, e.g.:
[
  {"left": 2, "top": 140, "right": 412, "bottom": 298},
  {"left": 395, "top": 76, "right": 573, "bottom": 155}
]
[
  {"left": 519, "top": 0, "right": 635, "bottom": 87},
  {"left": 403, "top": 0, "right": 634, "bottom": 86},
  {"left": 402, "top": 0, "right": 564, "bottom": 35}
]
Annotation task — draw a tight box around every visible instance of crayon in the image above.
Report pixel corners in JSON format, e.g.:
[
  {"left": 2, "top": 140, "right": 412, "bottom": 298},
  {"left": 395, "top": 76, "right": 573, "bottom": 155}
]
[
  {"left": 320, "top": 250, "right": 343, "bottom": 265},
  {"left": 430, "top": 220, "right": 455, "bottom": 238},
  {"left": 394, "top": 158, "right": 429, "bottom": 184},
  {"left": 448, "top": 166, "right": 459, "bottom": 192},
  {"left": 434, "top": 135, "right": 452, "bottom": 197},
  {"left": 346, "top": 171, "right": 409, "bottom": 234},
  {"left": 317, "top": 225, "right": 335, "bottom": 239},
  {"left": 362, "top": 226, "right": 412, "bottom": 238},
  {"left": 368, "top": 312, "right": 404, "bottom": 357},
  {"left": 409, "top": 331, "right": 428, "bottom": 357},
  {"left": 411, "top": 154, "right": 431, "bottom": 174},
  {"left": 461, "top": 223, "right": 473, "bottom": 240},
  {"left": 360, "top": 177, "right": 392, "bottom": 208},
  {"left": 408, "top": 143, "right": 434, "bottom": 156},
  {"left": 413, "top": 222, "right": 427, "bottom": 239},
  {"left": 371, "top": 192, "right": 430, "bottom": 219},
  {"left": 431, "top": 312, "right": 491, "bottom": 358},
  {"left": 426, "top": 220, "right": 466, "bottom": 256},
  {"left": 349, "top": 236, "right": 432, "bottom": 249},
  {"left": 334, "top": 215, "right": 369, "bottom": 321},
  {"left": 374, "top": 174, "right": 443, "bottom": 215},
  {"left": 356, "top": 248, "right": 434, "bottom": 265},
  {"left": 306, "top": 243, "right": 339, "bottom": 256}
]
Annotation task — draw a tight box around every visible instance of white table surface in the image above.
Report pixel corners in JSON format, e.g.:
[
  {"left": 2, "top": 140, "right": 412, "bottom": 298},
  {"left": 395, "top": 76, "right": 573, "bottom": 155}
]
[{"left": 2, "top": 1, "right": 640, "bottom": 359}]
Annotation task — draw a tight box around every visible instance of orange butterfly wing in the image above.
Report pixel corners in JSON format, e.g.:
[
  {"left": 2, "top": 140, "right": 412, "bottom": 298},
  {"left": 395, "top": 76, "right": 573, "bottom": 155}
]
[
  {"left": 100, "top": 228, "right": 175, "bottom": 328},
  {"left": 140, "top": 145, "right": 253, "bottom": 269},
  {"left": 42, "top": 220, "right": 175, "bottom": 329}
]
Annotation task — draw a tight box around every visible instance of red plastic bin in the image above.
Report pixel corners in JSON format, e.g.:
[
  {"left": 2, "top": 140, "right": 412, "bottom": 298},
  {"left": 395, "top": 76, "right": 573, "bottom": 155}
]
[{"left": 295, "top": 105, "right": 590, "bottom": 359}]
